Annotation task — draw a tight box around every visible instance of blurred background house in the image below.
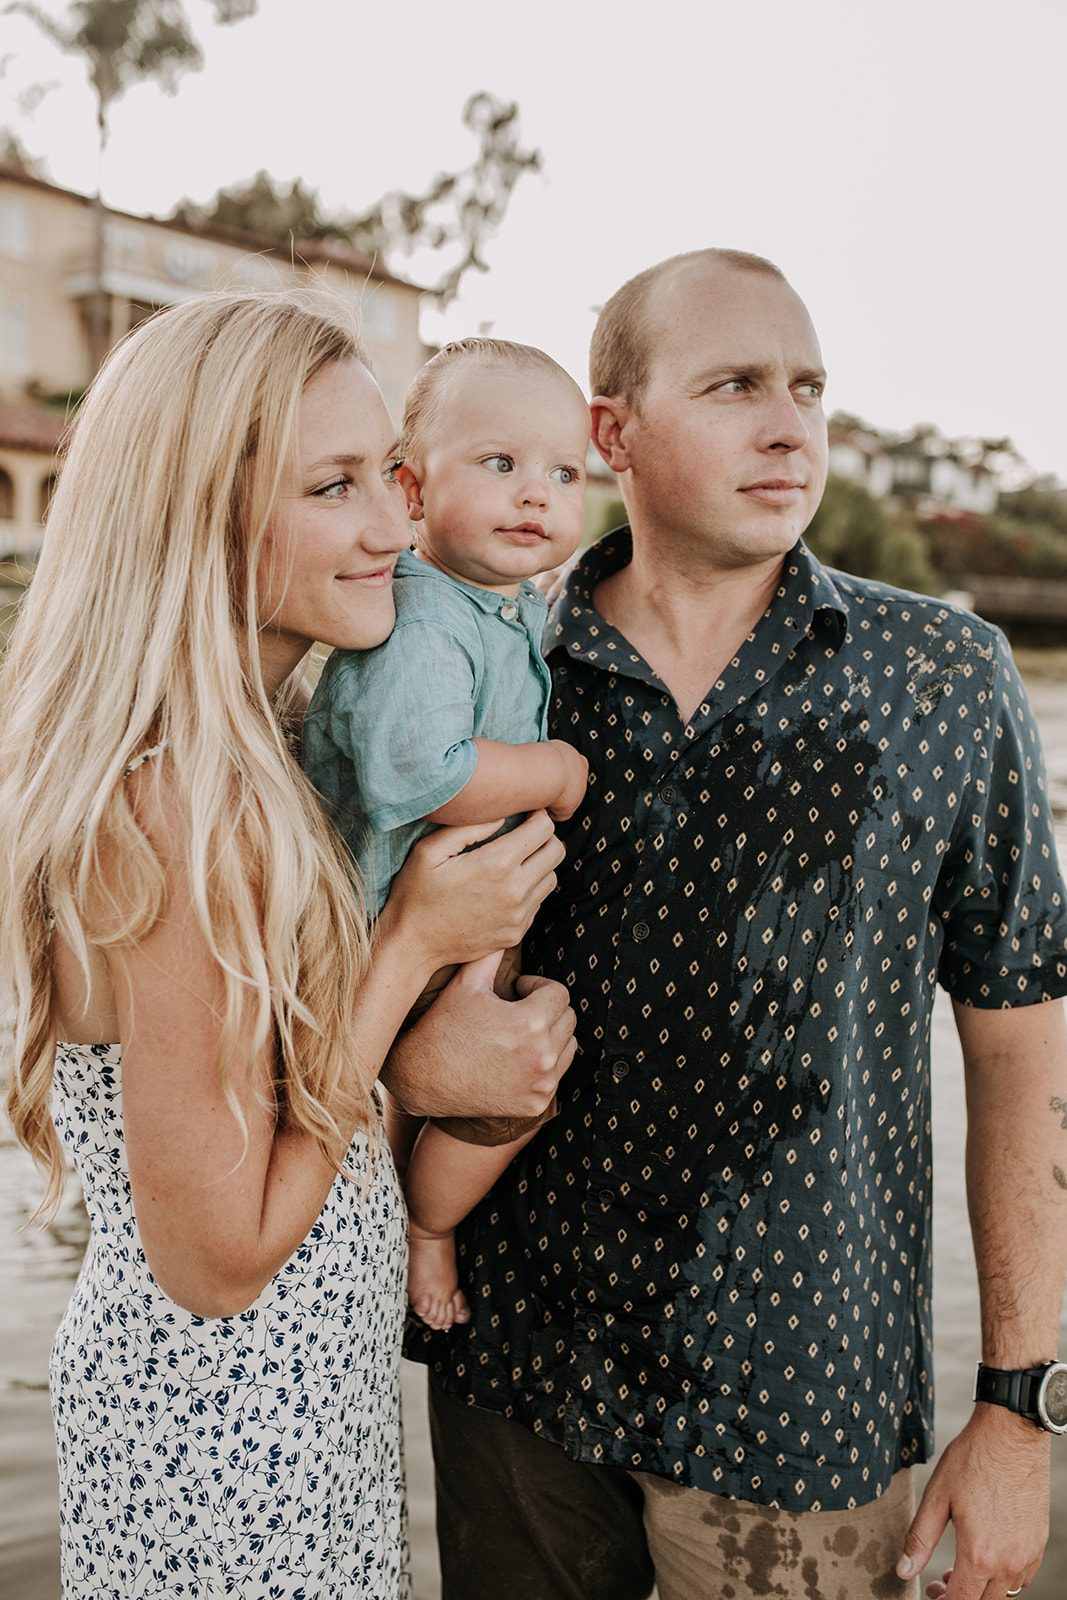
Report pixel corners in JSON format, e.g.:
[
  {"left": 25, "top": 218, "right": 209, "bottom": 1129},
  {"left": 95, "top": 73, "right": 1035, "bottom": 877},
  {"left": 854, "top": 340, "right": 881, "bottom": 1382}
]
[{"left": 0, "top": 161, "right": 432, "bottom": 563}]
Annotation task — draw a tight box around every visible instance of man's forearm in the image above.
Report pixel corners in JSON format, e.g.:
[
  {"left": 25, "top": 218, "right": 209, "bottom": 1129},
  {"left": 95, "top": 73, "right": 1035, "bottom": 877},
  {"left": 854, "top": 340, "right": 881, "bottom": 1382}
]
[
  {"left": 895, "top": 998, "right": 1067, "bottom": 1592},
  {"left": 956, "top": 997, "right": 1067, "bottom": 1365}
]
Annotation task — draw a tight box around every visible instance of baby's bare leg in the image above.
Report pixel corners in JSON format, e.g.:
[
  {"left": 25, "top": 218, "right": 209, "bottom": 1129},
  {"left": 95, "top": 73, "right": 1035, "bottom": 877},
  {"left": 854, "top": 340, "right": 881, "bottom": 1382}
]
[{"left": 406, "top": 1121, "right": 537, "bottom": 1331}]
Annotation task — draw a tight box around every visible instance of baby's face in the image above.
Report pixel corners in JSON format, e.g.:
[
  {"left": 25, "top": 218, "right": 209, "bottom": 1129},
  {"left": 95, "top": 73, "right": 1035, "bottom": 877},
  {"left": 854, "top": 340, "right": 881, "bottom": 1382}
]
[{"left": 404, "top": 363, "right": 590, "bottom": 597}]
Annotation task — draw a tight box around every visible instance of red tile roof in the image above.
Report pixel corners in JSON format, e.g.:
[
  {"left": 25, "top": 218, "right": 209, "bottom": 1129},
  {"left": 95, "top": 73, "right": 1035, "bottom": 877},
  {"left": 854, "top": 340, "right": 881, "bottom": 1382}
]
[{"left": 0, "top": 401, "right": 69, "bottom": 454}]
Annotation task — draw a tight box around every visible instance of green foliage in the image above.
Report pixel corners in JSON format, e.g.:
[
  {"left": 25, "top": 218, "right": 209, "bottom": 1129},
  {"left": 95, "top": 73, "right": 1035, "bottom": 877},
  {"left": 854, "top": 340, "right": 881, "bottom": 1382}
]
[
  {"left": 583, "top": 495, "right": 627, "bottom": 548},
  {"left": 998, "top": 482, "right": 1067, "bottom": 534},
  {"left": 172, "top": 170, "right": 331, "bottom": 244},
  {"left": 4, "top": 0, "right": 254, "bottom": 140},
  {"left": 0, "top": 122, "right": 43, "bottom": 170},
  {"left": 805, "top": 475, "right": 939, "bottom": 594},
  {"left": 922, "top": 510, "right": 1067, "bottom": 582},
  {"left": 173, "top": 92, "right": 541, "bottom": 307}
]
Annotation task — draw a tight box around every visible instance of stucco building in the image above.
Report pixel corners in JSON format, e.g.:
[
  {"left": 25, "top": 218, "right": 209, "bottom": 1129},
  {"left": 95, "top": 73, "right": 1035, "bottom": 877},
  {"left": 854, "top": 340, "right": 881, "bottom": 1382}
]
[{"left": 0, "top": 163, "right": 431, "bottom": 559}]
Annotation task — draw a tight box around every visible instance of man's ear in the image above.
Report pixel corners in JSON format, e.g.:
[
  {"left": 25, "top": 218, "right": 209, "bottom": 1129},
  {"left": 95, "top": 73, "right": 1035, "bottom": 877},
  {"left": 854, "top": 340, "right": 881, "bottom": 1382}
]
[
  {"left": 396, "top": 461, "right": 425, "bottom": 521},
  {"left": 590, "top": 397, "right": 632, "bottom": 474}
]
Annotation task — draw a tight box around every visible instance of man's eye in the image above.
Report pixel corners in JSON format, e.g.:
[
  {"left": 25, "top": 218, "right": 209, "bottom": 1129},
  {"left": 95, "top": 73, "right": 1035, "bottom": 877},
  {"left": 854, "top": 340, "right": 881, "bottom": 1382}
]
[
  {"left": 484, "top": 455, "right": 513, "bottom": 474},
  {"left": 384, "top": 458, "right": 403, "bottom": 483}
]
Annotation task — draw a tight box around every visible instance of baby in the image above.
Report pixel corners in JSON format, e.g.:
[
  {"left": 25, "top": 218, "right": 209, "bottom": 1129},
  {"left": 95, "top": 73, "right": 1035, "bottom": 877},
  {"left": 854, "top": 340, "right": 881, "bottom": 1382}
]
[{"left": 303, "top": 338, "right": 590, "bottom": 1328}]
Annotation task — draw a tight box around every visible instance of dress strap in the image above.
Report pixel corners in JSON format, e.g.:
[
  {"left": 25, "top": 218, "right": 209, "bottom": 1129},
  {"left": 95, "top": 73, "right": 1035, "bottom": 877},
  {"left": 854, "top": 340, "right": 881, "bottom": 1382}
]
[{"left": 123, "top": 741, "right": 168, "bottom": 777}]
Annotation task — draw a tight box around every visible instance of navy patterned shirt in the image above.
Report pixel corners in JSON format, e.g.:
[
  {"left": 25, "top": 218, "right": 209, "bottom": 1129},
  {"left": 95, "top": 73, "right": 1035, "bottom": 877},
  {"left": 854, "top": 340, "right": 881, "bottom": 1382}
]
[{"left": 408, "top": 533, "right": 1067, "bottom": 1512}]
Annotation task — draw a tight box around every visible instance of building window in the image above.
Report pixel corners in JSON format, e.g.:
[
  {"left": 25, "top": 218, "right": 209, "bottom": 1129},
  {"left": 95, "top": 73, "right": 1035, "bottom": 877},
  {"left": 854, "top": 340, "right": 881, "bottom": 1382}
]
[
  {"left": 0, "top": 468, "right": 14, "bottom": 520},
  {"left": 0, "top": 198, "right": 30, "bottom": 259},
  {"left": 39, "top": 471, "right": 57, "bottom": 522},
  {"left": 0, "top": 294, "right": 31, "bottom": 374}
]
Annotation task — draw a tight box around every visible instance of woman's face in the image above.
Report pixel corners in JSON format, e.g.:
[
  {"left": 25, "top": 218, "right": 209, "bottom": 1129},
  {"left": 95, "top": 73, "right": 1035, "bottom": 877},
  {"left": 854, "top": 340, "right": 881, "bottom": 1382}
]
[{"left": 256, "top": 359, "right": 411, "bottom": 694}]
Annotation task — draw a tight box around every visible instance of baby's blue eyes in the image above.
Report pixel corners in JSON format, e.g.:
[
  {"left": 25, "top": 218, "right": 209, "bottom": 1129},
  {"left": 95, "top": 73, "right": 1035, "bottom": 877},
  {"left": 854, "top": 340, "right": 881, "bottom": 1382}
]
[{"left": 482, "top": 457, "right": 580, "bottom": 485}]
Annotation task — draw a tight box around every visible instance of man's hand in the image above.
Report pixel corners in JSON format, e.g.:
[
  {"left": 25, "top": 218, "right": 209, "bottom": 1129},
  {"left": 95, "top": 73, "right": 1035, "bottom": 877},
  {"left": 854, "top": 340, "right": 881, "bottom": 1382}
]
[
  {"left": 901, "top": 998, "right": 1067, "bottom": 1599},
  {"left": 381, "top": 950, "right": 577, "bottom": 1120},
  {"left": 896, "top": 1406, "right": 1050, "bottom": 1598}
]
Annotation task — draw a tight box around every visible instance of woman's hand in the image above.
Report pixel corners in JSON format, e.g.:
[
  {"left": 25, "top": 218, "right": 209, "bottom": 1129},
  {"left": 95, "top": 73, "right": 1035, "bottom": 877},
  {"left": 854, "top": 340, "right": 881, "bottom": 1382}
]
[
  {"left": 381, "top": 951, "right": 577, "bottom": 1120},
  {"left": 377, "top": 810, "right": 564, "bottom": 988}
]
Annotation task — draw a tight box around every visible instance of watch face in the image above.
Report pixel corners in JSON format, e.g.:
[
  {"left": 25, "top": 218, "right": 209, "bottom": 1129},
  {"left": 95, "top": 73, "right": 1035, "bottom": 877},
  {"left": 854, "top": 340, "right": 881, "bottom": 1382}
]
[{"left": 1038, "top": 1365, "right": 1067, "bottom": 1432}]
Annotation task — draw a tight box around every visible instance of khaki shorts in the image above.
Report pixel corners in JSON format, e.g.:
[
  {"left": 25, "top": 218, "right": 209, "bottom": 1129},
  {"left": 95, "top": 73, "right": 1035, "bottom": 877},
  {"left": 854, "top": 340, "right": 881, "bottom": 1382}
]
[
  {"left": 633, "top": 1462, "right": 918, "bottom": 1600},
  {"left": 429, "top": 1375, "right": 919, "bottom": 1600}
]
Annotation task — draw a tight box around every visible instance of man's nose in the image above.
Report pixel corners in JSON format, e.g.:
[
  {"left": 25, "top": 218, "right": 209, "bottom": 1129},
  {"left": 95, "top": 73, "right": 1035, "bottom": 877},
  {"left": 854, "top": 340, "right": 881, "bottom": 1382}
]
[{"left": 764, "top": 390, "right": 810, "bottom": 451}]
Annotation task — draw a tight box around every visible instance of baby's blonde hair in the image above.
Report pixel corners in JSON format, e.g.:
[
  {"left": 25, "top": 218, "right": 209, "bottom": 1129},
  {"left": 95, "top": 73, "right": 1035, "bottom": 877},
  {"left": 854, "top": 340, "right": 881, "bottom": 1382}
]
[
  {"left": 400, "top": 336, "right": 583, "bottom": 463},
  {"left": 0, "top": 288, "right": 378, "bottom": 1213}
]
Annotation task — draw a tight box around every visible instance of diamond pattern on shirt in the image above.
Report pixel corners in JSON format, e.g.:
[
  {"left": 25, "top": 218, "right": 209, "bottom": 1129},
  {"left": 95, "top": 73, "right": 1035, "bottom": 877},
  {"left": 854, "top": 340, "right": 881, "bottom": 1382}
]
[{"left": 407, "top": 534, "right": 1067, "bottom": 1512}]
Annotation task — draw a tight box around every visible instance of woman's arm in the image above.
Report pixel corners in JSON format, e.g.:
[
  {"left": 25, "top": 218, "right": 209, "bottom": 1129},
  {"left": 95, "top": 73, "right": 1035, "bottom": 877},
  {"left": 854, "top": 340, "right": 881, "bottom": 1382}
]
[{"left": 108, "top": 797, "right": 566, "bottom": 1319}]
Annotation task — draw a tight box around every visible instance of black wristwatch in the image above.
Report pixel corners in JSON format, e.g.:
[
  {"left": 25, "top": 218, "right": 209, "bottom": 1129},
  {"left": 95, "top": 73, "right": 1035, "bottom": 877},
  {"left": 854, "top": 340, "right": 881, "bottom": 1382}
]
[{"left": 973, "top": 1361, "right": 1067, "bottom": 1434}]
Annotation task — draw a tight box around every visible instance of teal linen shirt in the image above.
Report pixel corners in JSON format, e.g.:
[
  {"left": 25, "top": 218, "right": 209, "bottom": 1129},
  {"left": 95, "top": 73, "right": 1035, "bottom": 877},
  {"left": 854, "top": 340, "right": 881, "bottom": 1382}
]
[
  {"left": 303, "top": 548, "right": 552, "bottom": 913},
  {"left": 409, "top": 533, "right": 1067, "bottom": 1512}
]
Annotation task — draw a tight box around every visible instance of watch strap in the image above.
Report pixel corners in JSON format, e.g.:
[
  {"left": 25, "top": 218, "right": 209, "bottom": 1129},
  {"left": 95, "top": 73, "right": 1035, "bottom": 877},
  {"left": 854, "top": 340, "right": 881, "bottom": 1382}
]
[{"left": 973, "top": 1363, "right": 1043, "bottom": 1418}]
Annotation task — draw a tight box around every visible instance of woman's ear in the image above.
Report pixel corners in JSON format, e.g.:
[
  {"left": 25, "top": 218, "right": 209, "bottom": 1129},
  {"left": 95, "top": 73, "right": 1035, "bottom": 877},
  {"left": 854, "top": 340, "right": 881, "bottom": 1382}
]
[{"left": 396, "top": 461, "right": 425, "bottom": 522}]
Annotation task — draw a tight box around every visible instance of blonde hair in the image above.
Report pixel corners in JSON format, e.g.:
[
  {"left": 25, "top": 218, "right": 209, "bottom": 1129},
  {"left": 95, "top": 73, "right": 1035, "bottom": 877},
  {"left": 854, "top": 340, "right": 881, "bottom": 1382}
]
[
  {"left": 0, "top": 288, "right": 378, "bottom": 1213},
  {"left": 400, "top": 336, "right": 582, "bottom": 462},
  {"left": 589, "top": 248, "right": 785, "bottom": 405}
]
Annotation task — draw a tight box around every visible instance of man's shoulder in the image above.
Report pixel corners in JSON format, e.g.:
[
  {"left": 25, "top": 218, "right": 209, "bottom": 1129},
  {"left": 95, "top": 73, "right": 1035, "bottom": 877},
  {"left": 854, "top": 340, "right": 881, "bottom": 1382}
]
[{"left": 825, "top": 565, "right": 1008, "bottom": 657}]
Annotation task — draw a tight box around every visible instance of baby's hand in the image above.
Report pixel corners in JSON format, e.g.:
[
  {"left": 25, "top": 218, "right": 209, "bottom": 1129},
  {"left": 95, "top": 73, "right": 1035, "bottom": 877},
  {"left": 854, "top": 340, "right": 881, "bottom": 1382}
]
[{"left": 546, "top": 739, "right": 588, "bottom": 822}]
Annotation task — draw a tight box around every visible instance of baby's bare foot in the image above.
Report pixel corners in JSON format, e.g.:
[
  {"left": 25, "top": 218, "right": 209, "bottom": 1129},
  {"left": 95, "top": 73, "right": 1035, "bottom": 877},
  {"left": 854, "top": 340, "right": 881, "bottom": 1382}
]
[{"left": 408, "top": 1230, "right": 471, "bottom": 1331}]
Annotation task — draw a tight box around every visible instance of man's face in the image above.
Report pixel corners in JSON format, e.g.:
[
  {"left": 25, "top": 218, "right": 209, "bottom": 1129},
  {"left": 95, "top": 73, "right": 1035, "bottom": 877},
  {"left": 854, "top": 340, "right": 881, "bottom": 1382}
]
[{"left": 606, "top": 262, "right": 829, "bottom": 570}]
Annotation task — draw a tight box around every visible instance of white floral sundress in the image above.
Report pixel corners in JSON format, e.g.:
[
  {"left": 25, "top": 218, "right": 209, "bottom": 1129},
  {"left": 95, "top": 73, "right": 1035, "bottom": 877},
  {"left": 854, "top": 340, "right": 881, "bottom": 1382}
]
[{"left": 50, "top": 1041, "right": 410, "bottom": 1598}]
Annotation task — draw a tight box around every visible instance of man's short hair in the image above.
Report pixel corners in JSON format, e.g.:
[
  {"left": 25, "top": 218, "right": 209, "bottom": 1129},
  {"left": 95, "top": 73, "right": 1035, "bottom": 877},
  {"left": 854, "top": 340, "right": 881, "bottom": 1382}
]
[{"left": 589, "top": 248, "right": 785, "bottom": 407}]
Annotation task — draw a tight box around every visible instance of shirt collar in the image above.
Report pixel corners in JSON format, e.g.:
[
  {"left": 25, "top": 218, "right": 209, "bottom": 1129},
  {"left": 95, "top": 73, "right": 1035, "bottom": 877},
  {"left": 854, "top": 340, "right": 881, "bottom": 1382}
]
[
  {"left": 396, "top": 546, "right": 547, "bottom": 617},
  {"left": 545, "top": 529, "right": 849, "bottom": 664}
]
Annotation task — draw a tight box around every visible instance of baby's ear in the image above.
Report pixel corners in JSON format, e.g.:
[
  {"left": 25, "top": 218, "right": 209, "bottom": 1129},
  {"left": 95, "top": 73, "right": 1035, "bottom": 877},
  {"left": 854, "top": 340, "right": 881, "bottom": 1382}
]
[{"left": 395, "top": 461, "right": 425, "bottom": 521}]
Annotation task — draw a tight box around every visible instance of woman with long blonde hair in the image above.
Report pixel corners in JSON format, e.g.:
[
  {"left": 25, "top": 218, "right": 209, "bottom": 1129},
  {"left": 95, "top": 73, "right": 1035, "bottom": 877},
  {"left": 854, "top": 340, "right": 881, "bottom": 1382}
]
[{"left": 0, "top": 288, "right": 574, "bottom": 1597}]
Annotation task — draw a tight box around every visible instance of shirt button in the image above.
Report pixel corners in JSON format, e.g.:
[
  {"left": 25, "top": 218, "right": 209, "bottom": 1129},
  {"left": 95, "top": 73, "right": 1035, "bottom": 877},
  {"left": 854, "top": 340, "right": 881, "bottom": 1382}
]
[
  {"left": 585, "top": 1312, "right": 603, "bottom": 1330},
  {"left": 599, "top": 1188, "right": 615, "bottom": 1208},
  {"left": 612, "top": 1060, "right": 629, "bottom": 1080},
  {"left": 659, "top": 784, "right": 677, "bottom": 803},
  {"left": 500, "top": 601, "right": 518, "bottom": 621},
  {"left": 632, "top": 921, "right": 650, "bottom": 941}
]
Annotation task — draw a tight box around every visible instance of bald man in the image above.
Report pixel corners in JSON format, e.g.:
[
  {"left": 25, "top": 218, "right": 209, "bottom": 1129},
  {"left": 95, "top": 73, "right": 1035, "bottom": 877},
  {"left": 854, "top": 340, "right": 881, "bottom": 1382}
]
[{"left": 405, "top": 249, "right": 1067, "bottom": 1600}]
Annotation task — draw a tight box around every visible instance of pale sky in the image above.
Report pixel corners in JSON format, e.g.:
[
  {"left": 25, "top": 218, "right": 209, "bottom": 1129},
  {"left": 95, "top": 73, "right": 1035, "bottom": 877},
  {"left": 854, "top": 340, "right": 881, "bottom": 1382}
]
[{"left": 3, "top": 0, "right": 1066, "bottom": 483}]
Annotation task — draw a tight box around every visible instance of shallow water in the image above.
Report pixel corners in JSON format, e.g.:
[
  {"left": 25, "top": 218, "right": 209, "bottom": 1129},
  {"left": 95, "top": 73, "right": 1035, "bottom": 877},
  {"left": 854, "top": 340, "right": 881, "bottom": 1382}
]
[{"left": 4, "top": 658, "right": 1067, "bottom": 1599}]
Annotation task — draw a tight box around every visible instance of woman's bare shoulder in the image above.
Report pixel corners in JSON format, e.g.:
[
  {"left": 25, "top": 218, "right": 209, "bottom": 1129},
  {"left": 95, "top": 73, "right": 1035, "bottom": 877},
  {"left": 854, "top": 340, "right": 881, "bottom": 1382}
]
[{"left": 52, "top": 743, "right": 183, "bottom": 1043}]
